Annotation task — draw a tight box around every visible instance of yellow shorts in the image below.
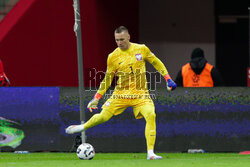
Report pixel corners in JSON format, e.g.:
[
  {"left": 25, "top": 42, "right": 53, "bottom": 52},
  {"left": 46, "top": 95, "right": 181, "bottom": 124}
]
[{"left": 101, "top": 95, "right": 155, "bottom": 119}]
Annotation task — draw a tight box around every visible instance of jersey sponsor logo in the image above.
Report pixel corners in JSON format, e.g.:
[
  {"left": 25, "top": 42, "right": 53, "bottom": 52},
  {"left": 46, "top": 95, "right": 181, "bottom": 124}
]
[{"left": 135, "top": 53, "right": 142, "bottom": 61}]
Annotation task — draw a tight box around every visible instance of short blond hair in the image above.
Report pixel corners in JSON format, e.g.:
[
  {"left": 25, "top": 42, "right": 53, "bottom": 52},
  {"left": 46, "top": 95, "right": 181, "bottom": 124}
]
[{"left": 114, "top": 26, "right": 129, "bottom": 34}]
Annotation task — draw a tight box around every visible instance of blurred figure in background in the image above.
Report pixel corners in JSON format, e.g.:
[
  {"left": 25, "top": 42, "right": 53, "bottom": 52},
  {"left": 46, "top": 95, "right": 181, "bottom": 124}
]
[
  {"left": 0, "top": 59, "right": 10, "bottom": 86},
  {"left": 175, "top": 48, "right": 223, "bottom": 87}
]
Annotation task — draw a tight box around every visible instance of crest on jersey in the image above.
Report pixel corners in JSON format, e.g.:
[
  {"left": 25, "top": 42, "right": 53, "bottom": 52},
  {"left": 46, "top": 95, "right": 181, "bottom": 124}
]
[{"left": 135, "top": 53, "right": 142, "bottom": 61}]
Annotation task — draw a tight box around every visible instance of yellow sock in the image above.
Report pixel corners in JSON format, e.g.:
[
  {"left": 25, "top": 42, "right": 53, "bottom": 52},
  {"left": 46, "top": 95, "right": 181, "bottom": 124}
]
[
  {"left": 84, "top": 109, "right": 113, "bottom": 130},
  {"left": 141, "top": 108, "right": 156, "bottom": 151}
]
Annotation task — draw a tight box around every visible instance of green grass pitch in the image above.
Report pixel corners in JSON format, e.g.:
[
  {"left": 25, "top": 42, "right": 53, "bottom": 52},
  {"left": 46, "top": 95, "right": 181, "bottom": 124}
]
[{"left": 0, "top": 153, "right": 249, "bottom": 167}]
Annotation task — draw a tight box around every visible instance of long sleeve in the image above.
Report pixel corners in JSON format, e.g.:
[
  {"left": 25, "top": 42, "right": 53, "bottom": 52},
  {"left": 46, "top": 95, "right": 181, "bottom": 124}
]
[
  {"left": 97, "top": 56, "right": 116, "bottom": 95},
  {"left": 150, "top": 57, "right": 169, "bottom": 77},
  {"left": 143, "top": 45, "right": 169, "bottom": 77}
]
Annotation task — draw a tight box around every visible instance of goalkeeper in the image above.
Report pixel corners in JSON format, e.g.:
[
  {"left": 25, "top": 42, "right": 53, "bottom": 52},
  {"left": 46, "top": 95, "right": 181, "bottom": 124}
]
[{"left": 66, "top": 26, "right": 177, "bottom": 160}]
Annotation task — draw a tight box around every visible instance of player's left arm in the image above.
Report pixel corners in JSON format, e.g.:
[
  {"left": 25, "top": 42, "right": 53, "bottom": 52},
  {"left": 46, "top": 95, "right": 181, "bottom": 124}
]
[{"left": 144, "top": 46, "right": 176, "bottom": 91}]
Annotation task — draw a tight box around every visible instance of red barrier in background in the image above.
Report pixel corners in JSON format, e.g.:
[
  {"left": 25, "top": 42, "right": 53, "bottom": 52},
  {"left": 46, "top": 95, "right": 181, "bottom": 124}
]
[{"left": 0, "top": 0, "right": 138, "bottom": 86}]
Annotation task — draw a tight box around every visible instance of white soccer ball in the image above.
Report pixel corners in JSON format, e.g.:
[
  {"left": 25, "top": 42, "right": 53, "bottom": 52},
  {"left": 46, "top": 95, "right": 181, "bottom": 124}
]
[{"left": 76, "top": 143, "right": 95, "bottom": 160}]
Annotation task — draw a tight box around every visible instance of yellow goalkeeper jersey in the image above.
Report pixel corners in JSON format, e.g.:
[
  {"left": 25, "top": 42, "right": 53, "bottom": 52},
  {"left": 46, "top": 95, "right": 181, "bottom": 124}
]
[{"left": 97, "top": 43, "right": 168, "bottom": 97}]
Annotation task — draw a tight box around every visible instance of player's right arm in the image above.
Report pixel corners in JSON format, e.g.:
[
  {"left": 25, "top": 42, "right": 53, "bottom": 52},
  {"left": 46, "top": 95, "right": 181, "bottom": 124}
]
[
  {"left": 96, "top": 55, "right": 116, "bottom": 96},
  {"left": 87, "top": 55, "right": 116, "bottom": 112}
]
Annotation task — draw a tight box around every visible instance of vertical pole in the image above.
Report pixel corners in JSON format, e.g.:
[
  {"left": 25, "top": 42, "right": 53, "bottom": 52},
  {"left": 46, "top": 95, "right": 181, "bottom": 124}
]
[
  {"left": 73, "top": 0, "right": 85, "bottom": 144},
  {"left": 248, "top": 7, "right": 250, "bottom": 87},
  {"left": 248, "top": 7, "right": 250, "bottom": 67}
]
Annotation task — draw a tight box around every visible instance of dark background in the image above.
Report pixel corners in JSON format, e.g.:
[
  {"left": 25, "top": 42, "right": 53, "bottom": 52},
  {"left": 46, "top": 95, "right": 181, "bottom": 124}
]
[
  {"left": 0, "top": 0, "right": 248, "bottom": 87},
  {"left": 215, "top": 0, "right": 249, "bottom": 86}
]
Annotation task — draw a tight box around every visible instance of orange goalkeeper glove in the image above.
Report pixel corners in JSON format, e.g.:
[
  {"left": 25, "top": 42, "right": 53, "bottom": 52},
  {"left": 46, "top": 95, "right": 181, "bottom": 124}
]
[{"left": 87, "top": 93, "right": 102, "bottom": 112}]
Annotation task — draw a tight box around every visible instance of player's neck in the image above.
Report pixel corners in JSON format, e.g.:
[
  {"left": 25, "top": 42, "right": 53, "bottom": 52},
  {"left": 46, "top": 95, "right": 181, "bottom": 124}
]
[
  {"left": 127, "top": 42, "right": 131, "bottom": 50},
  {"left": 121, "top": 42, "right": 131, "bottom": 51}
]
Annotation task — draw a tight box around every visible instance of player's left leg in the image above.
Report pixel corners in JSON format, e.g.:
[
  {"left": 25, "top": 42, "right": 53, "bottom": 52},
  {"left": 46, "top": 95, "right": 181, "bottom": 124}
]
[
  {"left": 65, "top": 109, "right": 113, "bottom": 134},
  {"left": 83, "top": 109, "right": 113, "bottom": 130},
  {"left": 138, "top": 104, "right": 162, "bottom": 160},
  {"left": 66, "top": 97, "right": 127, "bottom": 134}
]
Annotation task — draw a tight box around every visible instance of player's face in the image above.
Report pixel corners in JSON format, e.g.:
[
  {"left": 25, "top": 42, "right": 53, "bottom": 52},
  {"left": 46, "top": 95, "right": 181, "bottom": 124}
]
[{"left": 114, "top": 31, "right": 130, "bottom": 51}]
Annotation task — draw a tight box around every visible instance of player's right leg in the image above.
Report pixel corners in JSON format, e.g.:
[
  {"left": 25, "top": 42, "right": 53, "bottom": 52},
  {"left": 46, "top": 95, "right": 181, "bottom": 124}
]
[{"left": 65, "top": 109, "right": 113, "bottom": 134}]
